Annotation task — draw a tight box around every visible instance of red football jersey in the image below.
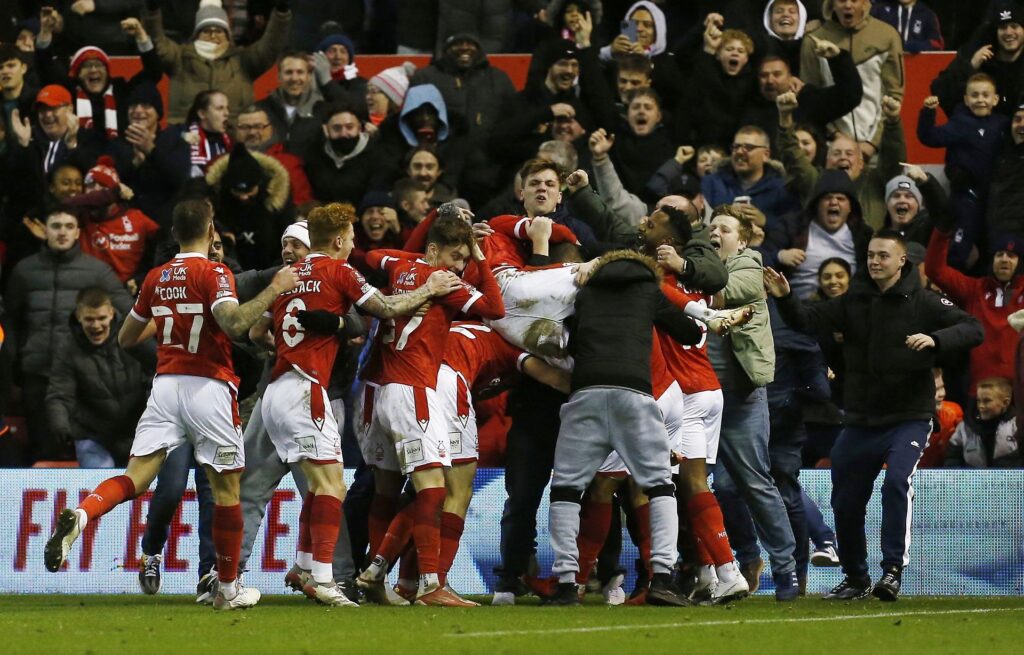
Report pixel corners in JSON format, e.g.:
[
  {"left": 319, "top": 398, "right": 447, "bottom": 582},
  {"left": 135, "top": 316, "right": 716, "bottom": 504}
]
[
  {"left": 659, "top": 273, "right": 720, "bottom": 394},
  {"left": 131, "top": 252, "right": 239, "bottom": 385},
  {"left": 362, "top": 252, "right": 492, "bottom": 389},
  {"left": 443, "top": 322, "right": 530, "bottom": 395},
  {"left": 481, "top": 215, "right": 579, "bottom": 272},
  {"left": 650, "top": 334, "right": 674, "bottom": 397},
  {"left": 80, "top": 208, "right": 161, "bottom": 282},
  {"left": 269, "top": 254, "right": 377, "bottom": 386}
]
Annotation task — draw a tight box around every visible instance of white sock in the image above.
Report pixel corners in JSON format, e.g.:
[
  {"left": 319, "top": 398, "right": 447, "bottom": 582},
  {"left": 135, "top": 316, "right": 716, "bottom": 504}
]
[
  {"left": 296, "top": 551, "right": 313, "bottom": 571},
  {"left": 311, "top": 561, "right": 333, "bottom": 585},
  {"left": 558, "top": 572, "right": 576, "bottom": 584},
  {"left": 366, "top": 555, "right": 387, "bottom": 580},
  {"left": 717, "top": 560, "right": 740, "bottom": 583},
  {"left": 74, "top": 508, "right": 88, "bottom": 531},
  {"left": 419, "top": 573, "right": 439, "bottom": 594},
  {"left": 220, "top": 578, "right": 239, "bottom": 600}
]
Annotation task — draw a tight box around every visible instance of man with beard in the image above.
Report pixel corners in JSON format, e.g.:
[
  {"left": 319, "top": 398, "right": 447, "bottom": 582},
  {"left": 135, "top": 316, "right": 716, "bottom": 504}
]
[
  {"left": 411, "top": 33, "right": 517, "bottom": 144},
  {"left": 234, "top": 105, "right": 313, "bottom": 207},
  {"left": 255, "top": 51, "right": 323, "bottom": 157},
  {"left": 932, "top": 3, "right": 1024, "bottom": 119},
  {"left": 304, "top": 102, "right": 379, "bottom": 206}
]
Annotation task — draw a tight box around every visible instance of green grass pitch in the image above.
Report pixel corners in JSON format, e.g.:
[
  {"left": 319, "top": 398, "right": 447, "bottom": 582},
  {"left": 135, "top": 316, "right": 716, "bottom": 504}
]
[{"left": 4, "top": 595, "right": 1024, "bottom": 654}]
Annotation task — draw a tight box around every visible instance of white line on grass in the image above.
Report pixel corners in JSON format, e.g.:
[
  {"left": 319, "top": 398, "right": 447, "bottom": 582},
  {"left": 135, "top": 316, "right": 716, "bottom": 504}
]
[{"left": 445, "top": 606, "right": 1024, "bottom": 638}]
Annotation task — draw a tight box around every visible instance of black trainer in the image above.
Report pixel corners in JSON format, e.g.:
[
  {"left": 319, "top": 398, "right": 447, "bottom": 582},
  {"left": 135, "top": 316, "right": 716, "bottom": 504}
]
[
  {"left": 872, "top": 566, "right": 902, "bottom": 602},
  {"left": 541, "top": 582, "right": 581, "bottom": 606},
  {"left": 646, "top": 573, "right": 692, "bottom": 607},
  {"left": 822, "top": 575, "right": 872, "bottom": 600}
]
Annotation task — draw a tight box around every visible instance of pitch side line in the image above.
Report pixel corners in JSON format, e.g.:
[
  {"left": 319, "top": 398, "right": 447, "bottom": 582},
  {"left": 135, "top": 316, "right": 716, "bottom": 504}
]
[{"left": 445, "top": 606, "right": 1024, "bottom": 638}]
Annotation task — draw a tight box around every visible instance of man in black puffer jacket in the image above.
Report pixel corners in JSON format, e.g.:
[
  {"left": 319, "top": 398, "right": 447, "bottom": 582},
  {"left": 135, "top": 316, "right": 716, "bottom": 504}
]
[
  {"left": 46, "top": 288, "right": 152, "bottom": 467},
  {"left": 769, "top": 229, "right": 983, "bottom": 602},
  {"left": 545, "top": 249, "right": 702, "bottom": 607}
]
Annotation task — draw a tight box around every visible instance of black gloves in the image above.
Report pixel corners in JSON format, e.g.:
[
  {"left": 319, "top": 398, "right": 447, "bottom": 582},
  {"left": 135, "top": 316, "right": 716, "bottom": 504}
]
[{"left": 296, "top": 310, "right": 342, "bottom": 334}]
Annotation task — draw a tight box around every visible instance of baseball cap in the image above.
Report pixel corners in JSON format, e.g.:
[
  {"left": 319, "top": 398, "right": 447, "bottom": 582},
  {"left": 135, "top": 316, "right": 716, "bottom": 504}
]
[
  {"left": 36, "top": 84, "right": 72, "bottom": 108},
  {"left": 359, "top": 190, "right": 396, "bottom": 215},
  {"left": 670, "top": 173, "right": 702, "bottom": 200}
]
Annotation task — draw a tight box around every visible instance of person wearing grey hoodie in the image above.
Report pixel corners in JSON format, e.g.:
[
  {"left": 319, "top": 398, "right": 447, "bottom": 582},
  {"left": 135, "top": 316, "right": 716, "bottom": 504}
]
[{"left": 762, "top": 0, "right": 810, "bottom": 74}]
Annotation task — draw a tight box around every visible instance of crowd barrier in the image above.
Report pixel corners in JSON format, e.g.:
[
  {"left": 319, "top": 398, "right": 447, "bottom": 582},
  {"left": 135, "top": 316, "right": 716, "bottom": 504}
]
[
  {"left": 2, "top": 468, "right": 1022, "bottom": 595},
  {"left": 105, "top": 52, "right": 955, "bottom": 165}
]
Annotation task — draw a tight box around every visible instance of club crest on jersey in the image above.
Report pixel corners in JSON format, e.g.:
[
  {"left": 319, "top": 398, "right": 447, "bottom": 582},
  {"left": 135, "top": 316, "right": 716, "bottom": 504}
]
[
  {"left": 437, "top": 439, "right": 447, "bottom": 459},
  {"left": 122, "top": 215, "right": 134, "bottom": 232},
  {"left": 92, "top": 232, "right": 109, "bottom": 250}
]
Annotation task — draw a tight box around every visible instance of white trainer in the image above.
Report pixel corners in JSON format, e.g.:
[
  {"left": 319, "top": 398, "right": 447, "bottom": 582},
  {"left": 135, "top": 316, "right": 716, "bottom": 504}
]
[
  {"left": 44, "top": 508, "right": 84, "bottom": 573},
  {"left": 213, "top": 584, "right": 261, "bottom": 611},
  {"left": 303, "top": 580, "right": 360, "bottom": 607},
  {"left": 690, "top": 565, "right": 717, "bottom": 602},
  {"left": 811, "top": 543, "right": 841, "bottom": 567},
  {"left": 601, "top": 574, "right": 626, "bottom": 606},
  {"left": 491, "top": 591, "right": 516, "bottom": 606},
  {"left": 711, "top": 562, "right": 750, "bottom": 604}
]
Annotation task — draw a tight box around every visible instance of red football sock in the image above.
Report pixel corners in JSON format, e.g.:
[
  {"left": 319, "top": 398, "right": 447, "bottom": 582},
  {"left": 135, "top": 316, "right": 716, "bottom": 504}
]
[
  {"left": 438, "top": 512, "right": 465, "bottom": 585},
  {"left": 378, "top": 502, "right": 416, "bottom": 563},
  {"left": 634, "top": 502, "right": 652, "bottom": 579},
  {"left": 79, "top": 475, "right": 135, "bottom": 521},
  {"left": 574, "top": 500, "right": 613, "bottom": 585},
  {"left": 687, "top": 492, "right": 734, "bottom": 566},
  {"left": 296, "top": 492, "right": 314, "bottom": 556},
  {"left": 398, "top": 542, "right": 419, "bottom": 583},
  {"left": 213, "top": 504, "right": 244, "bottom": 583},
  {"left": 368, "top": 494, "right": 398, "bottom": 558},
  {"left": 696, "top": 538, "right": 714, "bottom": 566},
  {"left": 412, "top": 487, "right": 445, "bottom": 575},
  {"left": 310, "top": 495, "right": 342, "bottom": 567}
]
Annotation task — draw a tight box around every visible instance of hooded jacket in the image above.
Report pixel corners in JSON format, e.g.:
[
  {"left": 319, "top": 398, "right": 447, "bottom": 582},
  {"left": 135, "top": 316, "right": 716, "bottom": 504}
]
[
  {"left": 206, "top": 149, "right": 293, "bottom": 269},
  {"left": 870, "top": 0, "right": 944, "bottom": 53},
  {"left": 762, "top": 0, "right": 809, "bottom": 74},
  {"left": 766, "top": 169, "right": 873, "bottom": 279},
  {"left": 46, "top": 310, "right": 151, "bottom": 459},
  {"left": 143, "top": 8, "right": 292, "bottom": 123},
  {"left": 945, "top": 408, "right": 1021, "bottom": 469},
  {"left": 568, "top": 250, "right": 702, "bottom": 394},
  {"left": 702, "top": 160, "right": 802, "bottom": 228},
  {"left": 598, "top": 1, "right": 684, "bottom": 108},
  {"left": 410, "top": 32, "right": 518, "bottom": 140},
  {"left": 399, "top": 84, "right": 451, "bottom": 146},
  {"left": 799, "top": 0, "right": 904, "bottom": 146},
  {"left": 777, "top": 262, "right": 984, "bottom": 427},
  {"left": 435, "top": 0, "right": 513, "bottom": 56},
  {"left": 925, "top": 229, "right": 1024, "bottom": 391},
  {"left": 710, "top": 247, "right": 776, "bottom": 391}
]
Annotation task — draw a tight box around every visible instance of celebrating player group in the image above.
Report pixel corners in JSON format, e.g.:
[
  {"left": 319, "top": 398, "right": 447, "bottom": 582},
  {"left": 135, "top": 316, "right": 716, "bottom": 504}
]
[{"left": 44, "top": 160, "right": 756, "bottom": 609}]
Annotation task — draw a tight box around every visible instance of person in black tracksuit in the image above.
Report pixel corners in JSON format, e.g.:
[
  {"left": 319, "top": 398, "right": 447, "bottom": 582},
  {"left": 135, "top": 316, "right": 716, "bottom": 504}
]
[
  {"left": 769, "top": 229, "right": 983, "bottom": 601},
  {"left": 545, "top": 249, "right": 703, "bottom": 606}
]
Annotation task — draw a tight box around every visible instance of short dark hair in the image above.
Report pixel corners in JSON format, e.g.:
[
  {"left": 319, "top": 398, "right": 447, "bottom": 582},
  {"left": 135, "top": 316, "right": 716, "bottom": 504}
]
[
  {"left": 75, "top": 287, "right": 112, "bottom": 310},
  {"left": 172, "top": 198, "right": 213, "bottom": 243},
  {"left": 44, "top": 206, "right": 77, "bottom": 225},
  {"left": 393, "top": 177, "right": 424, "bottom": 205},
  {"left": 616, "top": 53, "right": 652, "bottom": 77},
  {"left": 0, "top": 44, "right": 22, "bottom": 66},
  {"left": 625, "top": 87, "right": 661, "bottom": 110},
  {"left": 403, "top": 145, "right": 444, "bottom": 172},
  {"left": 320, "top": 100, "right": 361, "bottom": 125},
  {"left": 426, "top": 214, "right": 474, "bottom": 251},
  {"left": 759, "top": 54, "right": 791, "bottom": 72},
  {"left": 658, "top": 206, "right": 693, "bottom": 246},
  {"left": 817, "top": 257, "right": 852, "bottom": 278},
  {"left": 872, "top": 228, "right": 908, "bottom": 251}
]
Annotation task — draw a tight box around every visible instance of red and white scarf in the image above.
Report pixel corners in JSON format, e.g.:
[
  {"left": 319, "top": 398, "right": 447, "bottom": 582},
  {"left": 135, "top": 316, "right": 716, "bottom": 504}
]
[
  {"left": 76, "top": 86, "right": 118, "bottom": 139},
  {"left": 188, "top": 122, "right": 230, "bottom": 170}
]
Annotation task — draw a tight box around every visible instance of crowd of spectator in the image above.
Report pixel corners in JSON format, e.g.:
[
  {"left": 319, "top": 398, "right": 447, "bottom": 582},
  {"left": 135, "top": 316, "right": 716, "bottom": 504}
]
[{"left": 0, "top": 0, "right": 1021, "bottom": 482}]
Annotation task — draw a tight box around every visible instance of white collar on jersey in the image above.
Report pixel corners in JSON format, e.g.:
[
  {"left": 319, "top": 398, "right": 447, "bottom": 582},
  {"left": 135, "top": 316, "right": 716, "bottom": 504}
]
[
  {"left": 174, "top": 252, "right": 207, "bottom": 259},
  {"left": 304, "top": 253, "right": 328, "bottom": 260}
]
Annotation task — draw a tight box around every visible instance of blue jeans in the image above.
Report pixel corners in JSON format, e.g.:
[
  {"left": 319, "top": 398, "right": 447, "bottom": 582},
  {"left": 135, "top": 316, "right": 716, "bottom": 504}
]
[
  {"left": 830, "top": 421, "right": 930, "bottom": 578},
  {"left": 141, "top": 443, "right": 216, "bottom": 578},
  {"left": 74, "top": 439, "right": 115, "bottom": 468},
  {"left": 713, "top": 385, "right": 796, "bottom": 576}
]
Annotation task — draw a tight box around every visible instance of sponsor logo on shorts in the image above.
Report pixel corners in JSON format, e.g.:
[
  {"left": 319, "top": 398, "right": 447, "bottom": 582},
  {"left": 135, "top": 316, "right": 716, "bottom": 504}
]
[
  {"left": 449, "top": 431, "right": 462, "bottom": 455},
  {"left": 295, "top": 436, "right": 317, "bottom": 456},
  {"left": 403, "top": 439, "right": 424, "bottom": 464},
  {"left": 213, "top": 446, "right": 237, "bottom": 466}
]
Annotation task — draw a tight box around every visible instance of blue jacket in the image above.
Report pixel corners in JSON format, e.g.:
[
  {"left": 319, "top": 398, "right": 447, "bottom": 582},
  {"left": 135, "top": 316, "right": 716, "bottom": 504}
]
[
  {"left": 871, "top": 0, "right": 944, "bottom": 53},
  {"left": 399, "top": 84, "right": 450, "bottom": 147},
  {"left": 701, "top": 165, "right": 801, "bottom": 228},
  {"left": 917, "top": 104, "right": 1009, "bottom": 190}
]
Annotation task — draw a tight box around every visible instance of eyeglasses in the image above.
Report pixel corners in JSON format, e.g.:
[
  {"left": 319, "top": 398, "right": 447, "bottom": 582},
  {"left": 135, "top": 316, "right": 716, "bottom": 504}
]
[
  {"left": 236, "top": 123, "right": 270, "bottom": 132},
  {"left": 731, "top": 143, "right": 767, "bottom": 153}
]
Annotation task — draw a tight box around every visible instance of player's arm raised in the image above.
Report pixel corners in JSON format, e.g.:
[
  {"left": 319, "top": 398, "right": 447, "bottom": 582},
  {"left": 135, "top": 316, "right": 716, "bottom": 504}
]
[
  {"left": 361, "top": 269, "right": 463, "bottom": 318},
  {"left": 214, "top": 266, "right": 300, "bottom": 340}
]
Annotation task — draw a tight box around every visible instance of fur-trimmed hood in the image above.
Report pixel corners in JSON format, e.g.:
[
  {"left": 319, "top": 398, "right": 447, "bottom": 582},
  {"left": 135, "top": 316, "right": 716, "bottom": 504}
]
[
  {"left": 205, "top": 150, "right": 290, "bottom": 212},
  {"left": 586, "top": 249, "right": 662, "bottom": 287}
]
